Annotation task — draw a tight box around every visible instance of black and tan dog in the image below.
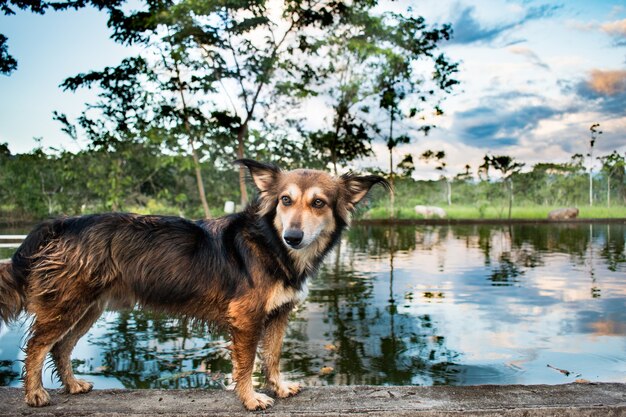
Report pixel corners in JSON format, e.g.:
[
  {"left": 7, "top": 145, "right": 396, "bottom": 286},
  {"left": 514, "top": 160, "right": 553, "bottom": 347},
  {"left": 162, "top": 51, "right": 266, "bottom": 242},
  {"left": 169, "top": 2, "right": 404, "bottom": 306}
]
[{"left": 0, "top": 159, "right": 389, "bottom": 410}]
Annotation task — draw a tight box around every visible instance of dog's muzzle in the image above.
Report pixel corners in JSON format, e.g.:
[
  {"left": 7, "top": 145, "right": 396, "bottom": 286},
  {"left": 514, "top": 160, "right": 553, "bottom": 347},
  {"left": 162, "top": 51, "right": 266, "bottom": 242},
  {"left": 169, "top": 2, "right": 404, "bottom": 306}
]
[{"left": 283, "top": 229, "right": 304, "bottom": 249}]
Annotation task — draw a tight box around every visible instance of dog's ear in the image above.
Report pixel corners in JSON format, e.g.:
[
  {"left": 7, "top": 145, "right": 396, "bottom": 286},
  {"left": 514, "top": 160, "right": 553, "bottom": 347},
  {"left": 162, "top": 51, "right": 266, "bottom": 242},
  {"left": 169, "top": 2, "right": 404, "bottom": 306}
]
[
  {"left": 234, "top": 159, "right": 281, "bottom": 192},
  {"left": 340, "top": 173, "right": 391, "bottom": 210}
]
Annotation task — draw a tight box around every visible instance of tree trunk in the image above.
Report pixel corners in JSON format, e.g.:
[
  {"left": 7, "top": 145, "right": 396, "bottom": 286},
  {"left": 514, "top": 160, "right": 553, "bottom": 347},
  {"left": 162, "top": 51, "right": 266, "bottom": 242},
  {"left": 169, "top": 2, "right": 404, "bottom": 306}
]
[
  {"left": 237, "top": 123, "right": 249, "bottom": 206},
  {"left": 388, "top": 109, "right": 394, "bottom": 220},
  {"left": 190, "top": 139, "right": 211, "bottom": 219},
  {"left": 589, "top": 169, "right": 593, "bottom": 207},
  {"left": 508, "top": 178, "right": 513, "bottom": 220},
  {"left": 173, "top": 64, "right": 211, "bottom": 219},
  {"left": 330, "top": 110, "right": 344, "bottom": 176},
  {"left": 389, "top": 147, "right": 394, "bottom": 220},
  {"left": 111, "top": 157, "right": 122, "bottom": 212},
  {"left": 607, "top": 175, "right": 611, "bottom": 208}
]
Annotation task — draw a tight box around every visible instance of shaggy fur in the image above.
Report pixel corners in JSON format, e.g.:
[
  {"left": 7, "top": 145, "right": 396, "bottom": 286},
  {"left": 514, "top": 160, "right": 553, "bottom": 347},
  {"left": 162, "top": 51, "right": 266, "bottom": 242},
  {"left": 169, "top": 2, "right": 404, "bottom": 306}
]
[{"left": 0, "top": 159, "right": 388, "bottom": 410}]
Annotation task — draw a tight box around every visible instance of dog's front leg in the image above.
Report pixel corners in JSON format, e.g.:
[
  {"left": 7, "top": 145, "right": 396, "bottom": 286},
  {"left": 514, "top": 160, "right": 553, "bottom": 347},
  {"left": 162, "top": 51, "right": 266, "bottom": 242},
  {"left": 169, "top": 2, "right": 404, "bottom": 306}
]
[
  {"left": 261, "top": 308, "right": 302, "bottom": 398},
  {"left": 230, "top": 325, "right": 274, "bottom": 410}
]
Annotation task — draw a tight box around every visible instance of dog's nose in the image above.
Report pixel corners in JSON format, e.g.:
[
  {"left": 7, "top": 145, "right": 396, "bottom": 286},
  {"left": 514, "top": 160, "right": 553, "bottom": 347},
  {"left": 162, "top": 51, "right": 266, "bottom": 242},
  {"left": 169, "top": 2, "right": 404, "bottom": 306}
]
[{"left": 283, "top": 229, "right": 304, "bottom": 248}]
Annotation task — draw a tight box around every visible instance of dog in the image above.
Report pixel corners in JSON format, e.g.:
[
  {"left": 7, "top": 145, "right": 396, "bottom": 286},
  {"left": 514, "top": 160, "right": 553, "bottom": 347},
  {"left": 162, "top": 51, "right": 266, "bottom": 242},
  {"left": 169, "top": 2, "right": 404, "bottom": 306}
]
[{"left": 0, "top": 159, "right": 389, "bottom": 410}]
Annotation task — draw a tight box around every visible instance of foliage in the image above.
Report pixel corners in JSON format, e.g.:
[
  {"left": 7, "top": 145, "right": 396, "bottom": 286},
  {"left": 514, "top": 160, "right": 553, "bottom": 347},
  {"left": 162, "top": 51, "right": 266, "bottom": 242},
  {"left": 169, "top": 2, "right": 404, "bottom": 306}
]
[
  {"left": 1, "top": 142, "right": 624, "bottom": 223},
  {"left": 598, "top": 150, "right": 626, "bottom": 207},
  {"left": 2, "top": 2, "right": 625, "bottom": 223},
  {"left": 478, "top": 154, "right": 525, "bottom": 220},
  {"left": 421, "top": 150, "right": 451, "bottom": 205},
  {"left": 0, "top": 142, "right": 240, "bottom": 221},
  {"left": 305, "top": 7, "right": 458, "bottom": 176},
  {"left": 0, "top": 34, "right": 17, "bottom": 75}
]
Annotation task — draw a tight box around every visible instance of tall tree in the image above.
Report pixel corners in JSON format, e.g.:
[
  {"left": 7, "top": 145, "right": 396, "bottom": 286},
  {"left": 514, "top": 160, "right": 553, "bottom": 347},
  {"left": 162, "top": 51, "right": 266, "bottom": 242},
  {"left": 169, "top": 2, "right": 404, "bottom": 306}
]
[
  {"left": 87, "top": 0, "right": 363, "bottom": 205},
  {"left": 598, "top": 151, "right": 626, "bottom": 208},
  {"left": 150, "top": 35, "right": 219, "bottom": 218},
  {"left": 155, "top": 0, "right": 352, "bottom": 203},
  {"left": 372, "top": 12, "right": 458, "bottom": 218},
  {"left": 588, "top": 123, "right": 602, "bottom": 206},
  {"left": 482, "top": 155, "right": 525, "bottom": 220},
  {"left": 57, "top": 57, "right": 165, "bottom": 212},
  {"left": 304, "top": 5, "right": 383, "bottom": 174},
  {"left": 420, "top": 150, "right": 451, "bottom": 205}
]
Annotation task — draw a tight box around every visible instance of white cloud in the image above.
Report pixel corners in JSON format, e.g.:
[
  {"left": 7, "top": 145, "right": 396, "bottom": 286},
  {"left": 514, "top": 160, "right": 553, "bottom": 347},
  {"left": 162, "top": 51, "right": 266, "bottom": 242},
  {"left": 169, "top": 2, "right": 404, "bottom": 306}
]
[
  {"left": 601, "top": 19, "right": 626, "bottom": 37},
  {"left": 586, "top": 69, "right": 626, "bottom": 95}
]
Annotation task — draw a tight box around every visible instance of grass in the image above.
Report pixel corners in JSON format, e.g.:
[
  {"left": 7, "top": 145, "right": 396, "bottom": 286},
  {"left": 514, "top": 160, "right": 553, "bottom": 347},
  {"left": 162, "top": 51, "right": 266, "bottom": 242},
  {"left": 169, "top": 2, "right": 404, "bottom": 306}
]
[
  {"left": 363, "top": 204, "right": 626, "bottom": 220},
  {"left": 3, "top": 200, "right": 626, "bottom": 224}
]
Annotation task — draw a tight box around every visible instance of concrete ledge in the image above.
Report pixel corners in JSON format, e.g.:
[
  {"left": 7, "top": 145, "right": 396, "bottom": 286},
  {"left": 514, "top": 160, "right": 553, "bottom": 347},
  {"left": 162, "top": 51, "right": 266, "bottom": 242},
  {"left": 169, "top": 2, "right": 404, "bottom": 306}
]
[{"left": 1, "top": 384, "right": 625, "bottom": 416}]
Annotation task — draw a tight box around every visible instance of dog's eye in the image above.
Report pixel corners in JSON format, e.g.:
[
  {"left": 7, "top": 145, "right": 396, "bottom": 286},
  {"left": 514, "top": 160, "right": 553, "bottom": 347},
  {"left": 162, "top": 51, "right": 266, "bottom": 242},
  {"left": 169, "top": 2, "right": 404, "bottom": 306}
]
[
  {"left": 312, "top": 199, "right": 326, "bottom": 209},
  {"left": 281, "top": 196, "right": 292, "bottom": 206}
]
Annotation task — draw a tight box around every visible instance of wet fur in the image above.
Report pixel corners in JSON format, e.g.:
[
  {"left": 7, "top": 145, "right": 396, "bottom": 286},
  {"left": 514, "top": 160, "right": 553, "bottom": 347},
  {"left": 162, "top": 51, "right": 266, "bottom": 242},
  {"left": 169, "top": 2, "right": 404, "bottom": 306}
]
[{"left": 0, "top": 159, "right": 388, "bottom": 410}]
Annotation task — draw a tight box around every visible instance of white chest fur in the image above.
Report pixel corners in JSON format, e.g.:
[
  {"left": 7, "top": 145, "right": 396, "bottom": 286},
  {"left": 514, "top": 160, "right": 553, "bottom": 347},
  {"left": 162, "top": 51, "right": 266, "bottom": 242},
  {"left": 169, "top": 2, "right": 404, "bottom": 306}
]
[{"left": 265, "top": 281, "right": 309, "bottom": 313}]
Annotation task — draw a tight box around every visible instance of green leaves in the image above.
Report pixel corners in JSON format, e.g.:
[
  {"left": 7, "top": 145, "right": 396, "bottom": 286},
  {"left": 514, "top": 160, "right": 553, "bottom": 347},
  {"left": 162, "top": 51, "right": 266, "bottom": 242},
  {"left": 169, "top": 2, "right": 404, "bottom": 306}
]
[
  {"left": 485, "top": 155, "right": 525, "bottom": 178},
  {"left": 0, "top": 34, "right": 17, "bottom": 75}
]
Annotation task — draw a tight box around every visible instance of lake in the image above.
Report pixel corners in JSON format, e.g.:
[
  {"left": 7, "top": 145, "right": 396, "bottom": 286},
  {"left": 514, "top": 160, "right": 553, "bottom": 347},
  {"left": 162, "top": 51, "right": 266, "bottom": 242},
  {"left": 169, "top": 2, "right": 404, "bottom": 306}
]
[{"left": 1, "top": 222, "right": 625, "bottom": 389}]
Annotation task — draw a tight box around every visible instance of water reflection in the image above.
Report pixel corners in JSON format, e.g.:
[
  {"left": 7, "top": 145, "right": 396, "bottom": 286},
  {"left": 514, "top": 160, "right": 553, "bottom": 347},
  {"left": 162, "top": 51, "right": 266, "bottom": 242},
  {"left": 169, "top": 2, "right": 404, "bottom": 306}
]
[{"left": 0, "top": 223, "right": 625, "bottom": 388}]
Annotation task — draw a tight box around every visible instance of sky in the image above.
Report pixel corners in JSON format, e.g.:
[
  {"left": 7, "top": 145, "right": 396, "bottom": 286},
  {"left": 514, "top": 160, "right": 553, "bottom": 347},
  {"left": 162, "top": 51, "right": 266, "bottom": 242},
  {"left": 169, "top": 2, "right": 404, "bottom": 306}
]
[{"left": 0, "top": 0, "right": 625, "bottom": 179}]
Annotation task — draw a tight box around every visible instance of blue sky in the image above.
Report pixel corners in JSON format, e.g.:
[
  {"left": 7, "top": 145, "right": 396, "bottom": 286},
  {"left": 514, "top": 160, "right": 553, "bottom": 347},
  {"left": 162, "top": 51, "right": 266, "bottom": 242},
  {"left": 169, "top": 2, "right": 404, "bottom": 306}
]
[{"left": 0, "top": 0, "right": 625, "bottom": 178}]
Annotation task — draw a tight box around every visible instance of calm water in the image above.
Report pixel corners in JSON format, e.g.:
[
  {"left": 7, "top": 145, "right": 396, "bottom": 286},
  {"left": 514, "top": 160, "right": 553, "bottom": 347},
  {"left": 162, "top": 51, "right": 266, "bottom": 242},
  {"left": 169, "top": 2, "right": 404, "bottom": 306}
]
[{"left": 1, "top": 223, "right": 625, "bottom": 389}]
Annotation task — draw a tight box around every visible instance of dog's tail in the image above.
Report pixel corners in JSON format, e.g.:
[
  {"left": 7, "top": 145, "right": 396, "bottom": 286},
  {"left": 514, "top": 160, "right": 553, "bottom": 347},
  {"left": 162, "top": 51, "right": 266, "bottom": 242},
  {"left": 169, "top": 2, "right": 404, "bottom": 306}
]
[{"left": 0, "top": 261, "right": 25, "bottom": 325}]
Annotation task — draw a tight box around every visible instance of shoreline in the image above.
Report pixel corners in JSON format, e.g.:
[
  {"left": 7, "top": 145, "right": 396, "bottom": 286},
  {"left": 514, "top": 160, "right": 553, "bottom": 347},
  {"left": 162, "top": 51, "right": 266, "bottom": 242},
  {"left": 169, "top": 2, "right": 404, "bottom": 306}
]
[
  {"left": 2, "top": 217, "right": 625, "bottom": 229},
  {"left": 354, "top": 217, "right": 626, "bottom": 226}
]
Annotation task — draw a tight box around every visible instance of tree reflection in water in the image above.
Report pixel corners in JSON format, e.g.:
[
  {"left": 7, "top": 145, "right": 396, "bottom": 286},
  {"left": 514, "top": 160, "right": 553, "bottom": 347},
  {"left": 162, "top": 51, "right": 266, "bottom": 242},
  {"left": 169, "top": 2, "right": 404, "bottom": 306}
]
[{"left": 0, "top": 223, "right": 624, "bottom": 388}]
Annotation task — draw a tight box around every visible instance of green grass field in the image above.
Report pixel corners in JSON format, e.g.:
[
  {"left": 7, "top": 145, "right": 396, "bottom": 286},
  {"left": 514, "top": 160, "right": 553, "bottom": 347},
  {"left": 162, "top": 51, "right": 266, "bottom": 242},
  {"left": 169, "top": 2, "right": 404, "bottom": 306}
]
[{"left": 364, "top": 205, "right": 626, "bottom": 220}]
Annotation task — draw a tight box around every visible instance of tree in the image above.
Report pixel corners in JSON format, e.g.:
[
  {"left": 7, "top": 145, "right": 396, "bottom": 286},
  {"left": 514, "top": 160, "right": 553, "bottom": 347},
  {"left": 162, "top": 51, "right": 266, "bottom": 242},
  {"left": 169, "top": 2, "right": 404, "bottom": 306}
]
[
  {"left": 308, "top": 126, "right": 373, "bottom": 174},
  {"left": 60, "top": 1, "right": 365, "bottom": 213},
  {"left": 80, "top": 0, "right": 365, "bottom": 205},
  {"left": 150, "top": 36, "right": 219, "bottom": 218},
  {"left": 420, "top": 149, "right": 451, "bottom": 205},
  {"left": 0, "top": 34, "right": 17, "bottom": 75},
  {"left": 57, "top": 57, "right": 167, "bottom": 212},
  {"left": 396, "top": 154, "right": 415, "bottom": 178},
  {"left": 304, "top": 5, "right": 383, "bottom": 174},
  {"left": 156, "top": 0, "right": 353, "bottom": 204},
  {"left": 588, "top": 123, "right": 602, "bottom": 206},
  {"left": 598, "top": 151, "right": 626, "bottom": 208},
  {"left": 372, "top": 12, "right": 458, "bottom": 218},
  {"left": 482, "top": 155, "right": 525, "bottom": 220},
  {"left": 455, "top": 164, "right": 472, "bottom": 181}
]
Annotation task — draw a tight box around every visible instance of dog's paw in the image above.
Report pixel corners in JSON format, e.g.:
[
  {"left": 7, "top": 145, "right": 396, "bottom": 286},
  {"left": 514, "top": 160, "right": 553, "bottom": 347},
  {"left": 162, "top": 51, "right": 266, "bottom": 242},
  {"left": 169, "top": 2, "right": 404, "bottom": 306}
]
[
  {"left": 275, "top": 381, "right": 302, "bottom": 398},
  {"left": 243, "top": 392, "right": 275, "bottom": 411},
  {"left": 25, "top": 388, "right": 51, "bottom": 407},
  {"left": 66, "top": 379, "right": 93, "bottom": 395}
]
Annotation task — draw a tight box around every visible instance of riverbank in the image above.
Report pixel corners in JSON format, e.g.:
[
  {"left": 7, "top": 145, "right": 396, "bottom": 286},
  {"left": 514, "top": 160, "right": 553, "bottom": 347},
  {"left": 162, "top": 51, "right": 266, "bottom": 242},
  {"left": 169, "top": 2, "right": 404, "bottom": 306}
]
[
  {"left": 354, "top": 217, "right": 626, "bottom": 226},
  {"left": 2, "top": 216, "right": 626, "bottom": 230},
  {"left": 2, "top": 204, "right": 626, "bottom": 227},
  {"left": 364, "top": 205, "right": 626, "bottom": 221},
  {"left": 0, "top": 384, "right": 624, "bottom": 416}
]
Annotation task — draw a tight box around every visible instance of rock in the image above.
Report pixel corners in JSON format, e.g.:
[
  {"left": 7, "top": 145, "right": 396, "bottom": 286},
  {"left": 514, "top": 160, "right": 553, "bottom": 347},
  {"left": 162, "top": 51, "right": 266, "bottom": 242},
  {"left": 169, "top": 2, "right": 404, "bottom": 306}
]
[
  {"left": 547, "top": 207, "right": 579, "bottom": 220},
  {"left": 414, "top": 205, "right": 447, "bottom": 219}
]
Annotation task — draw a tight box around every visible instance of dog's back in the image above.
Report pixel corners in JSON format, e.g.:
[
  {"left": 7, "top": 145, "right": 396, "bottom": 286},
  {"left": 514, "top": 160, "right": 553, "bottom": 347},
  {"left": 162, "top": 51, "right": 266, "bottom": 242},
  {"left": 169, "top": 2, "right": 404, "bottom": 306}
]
[{"left": 6, "top": 213, "right": 252, "bottom": 318}]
